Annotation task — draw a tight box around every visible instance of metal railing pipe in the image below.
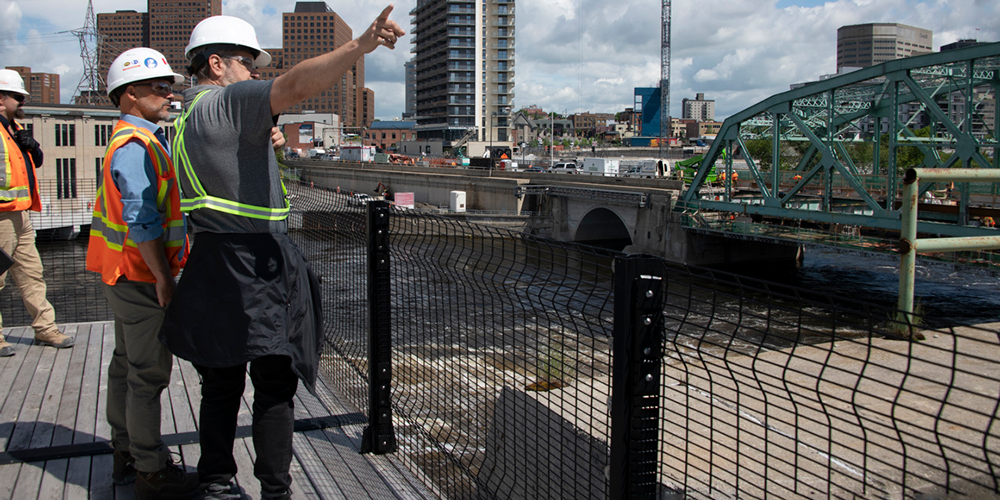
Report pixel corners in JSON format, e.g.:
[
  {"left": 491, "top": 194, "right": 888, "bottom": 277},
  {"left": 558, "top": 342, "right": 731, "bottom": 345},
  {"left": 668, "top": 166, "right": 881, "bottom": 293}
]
[
  {"left": 908, "top": 167, "right": 1000, "bottom": 183},
  {"left": 897, "top": 167, "right": 1000, "bottom": 324},
  {"left": 910, "top": 236, "right": 1000, "bottom": 253}
]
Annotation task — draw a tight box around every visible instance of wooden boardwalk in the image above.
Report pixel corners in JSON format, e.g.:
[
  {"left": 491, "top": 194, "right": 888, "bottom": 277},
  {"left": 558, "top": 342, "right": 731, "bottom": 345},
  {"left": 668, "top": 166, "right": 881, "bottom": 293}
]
[{"left": 0, "top": 322, "right": 436, "bottom": 499}]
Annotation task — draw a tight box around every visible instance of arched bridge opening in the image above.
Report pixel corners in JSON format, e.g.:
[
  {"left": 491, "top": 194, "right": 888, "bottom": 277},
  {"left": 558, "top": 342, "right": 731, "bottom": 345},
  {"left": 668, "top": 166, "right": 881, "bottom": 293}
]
[{"left": 575, "top": 208, "right": 632, "bottom": 251}]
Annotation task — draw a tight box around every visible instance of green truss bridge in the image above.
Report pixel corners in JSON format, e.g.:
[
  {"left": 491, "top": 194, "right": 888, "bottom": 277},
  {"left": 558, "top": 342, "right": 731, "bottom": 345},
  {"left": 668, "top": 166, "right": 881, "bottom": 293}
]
[{"left": 677, "top": 42, "right": 1000, "bottom": 271}]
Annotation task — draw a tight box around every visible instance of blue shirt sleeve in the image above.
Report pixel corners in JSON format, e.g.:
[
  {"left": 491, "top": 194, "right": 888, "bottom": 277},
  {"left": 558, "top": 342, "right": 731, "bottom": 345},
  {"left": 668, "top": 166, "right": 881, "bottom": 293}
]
[{"left": 108, "top": 139, "right": 164, "bottom": 243}]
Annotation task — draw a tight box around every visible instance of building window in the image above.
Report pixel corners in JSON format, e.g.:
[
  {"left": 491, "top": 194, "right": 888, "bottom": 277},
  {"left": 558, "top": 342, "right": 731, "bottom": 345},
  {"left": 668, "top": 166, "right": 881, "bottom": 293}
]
[
  {"left": 95, "top": 157, "right": 103, "bottom": 180},
  {"left": 56, "top": 158, "right": 77, "bottom": 199},
  {"left": 54, "top": 123, "right": 76, "bottom": 147},
  {"left": 95, "top": 124, "right": 113, "bottom": 146}
]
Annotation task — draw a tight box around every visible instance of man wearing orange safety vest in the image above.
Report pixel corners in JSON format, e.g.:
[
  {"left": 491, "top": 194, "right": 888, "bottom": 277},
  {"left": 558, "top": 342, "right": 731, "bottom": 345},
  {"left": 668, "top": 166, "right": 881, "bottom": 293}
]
[
  {"left": 85, "top": 48, "right": 196, "bottom": 500},
  {"left": 0, "top": 69, "right": 74, "bottom": 356}
]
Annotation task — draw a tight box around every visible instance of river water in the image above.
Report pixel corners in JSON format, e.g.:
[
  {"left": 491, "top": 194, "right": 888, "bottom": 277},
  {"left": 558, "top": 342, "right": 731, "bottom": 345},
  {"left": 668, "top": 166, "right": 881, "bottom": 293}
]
[
  {"left": 718, "top": 247, "right": 1000, "bottom": 327},
  {"left": 3, "top": 237, "right": 997, "bottom": 329}
]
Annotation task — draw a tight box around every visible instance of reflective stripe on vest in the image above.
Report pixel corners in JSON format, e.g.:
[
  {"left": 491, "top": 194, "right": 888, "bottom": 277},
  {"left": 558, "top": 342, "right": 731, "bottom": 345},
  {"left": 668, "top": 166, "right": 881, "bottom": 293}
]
[
  {"left": 0, "top": 125, "right": 33, "bottom": 211},
  {"left": 86, "top": 120, "right": 187, "bottom": 285},
  {"left": 173, "top": 90, "right": 290, "bottom": 221}
]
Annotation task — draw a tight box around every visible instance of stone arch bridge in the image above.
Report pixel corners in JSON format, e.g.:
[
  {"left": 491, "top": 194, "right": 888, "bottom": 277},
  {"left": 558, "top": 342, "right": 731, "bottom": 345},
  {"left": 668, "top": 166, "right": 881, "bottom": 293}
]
[{"left": 298, "top": 164, "right": 794, "bottom": 265}]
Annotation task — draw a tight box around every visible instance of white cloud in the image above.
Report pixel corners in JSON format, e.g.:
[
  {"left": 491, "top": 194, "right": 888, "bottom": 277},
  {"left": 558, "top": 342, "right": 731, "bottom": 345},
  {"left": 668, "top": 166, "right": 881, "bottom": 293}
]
[{"left": 5, "top": 0, "right": 999, "bottom": 121}]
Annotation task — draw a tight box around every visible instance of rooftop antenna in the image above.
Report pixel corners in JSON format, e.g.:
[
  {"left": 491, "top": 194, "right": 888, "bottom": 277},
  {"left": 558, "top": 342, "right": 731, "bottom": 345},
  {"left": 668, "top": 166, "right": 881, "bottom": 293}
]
[{"left": 72, "top": 0, "right": 104, "bottom": 105}]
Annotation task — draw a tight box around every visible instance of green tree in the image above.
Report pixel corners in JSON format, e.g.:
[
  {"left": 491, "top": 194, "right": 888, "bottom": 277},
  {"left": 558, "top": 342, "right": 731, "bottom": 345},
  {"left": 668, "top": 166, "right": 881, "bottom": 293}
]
[
  {"left": 742, "top": 139, "right": 772, "bottom": 170},
  {"left": 879, "top": 126, "right": 929, "bottom": 174}
]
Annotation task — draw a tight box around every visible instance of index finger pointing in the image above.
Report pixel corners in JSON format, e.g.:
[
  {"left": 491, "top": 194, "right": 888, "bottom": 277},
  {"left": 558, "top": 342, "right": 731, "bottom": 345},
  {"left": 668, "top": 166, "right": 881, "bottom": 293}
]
[{"left": 378, "top": 4, "right": 394, "bottom": 22}]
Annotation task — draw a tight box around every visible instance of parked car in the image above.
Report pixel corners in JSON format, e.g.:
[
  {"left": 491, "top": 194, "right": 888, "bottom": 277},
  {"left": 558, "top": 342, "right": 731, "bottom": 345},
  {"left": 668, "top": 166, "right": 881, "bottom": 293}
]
[
  {"left": 349, "top": 193, "right": 374, "bottom": 206},
  {"left": 550, "top": 162, "right": 581, "bottom": 174}
]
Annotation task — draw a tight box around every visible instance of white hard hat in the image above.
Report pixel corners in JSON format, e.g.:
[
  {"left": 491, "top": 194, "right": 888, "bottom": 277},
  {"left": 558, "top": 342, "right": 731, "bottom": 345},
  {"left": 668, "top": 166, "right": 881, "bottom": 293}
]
[
  {"left": 106, "top": 47, "right": 184, "bottom": 97},
  {"left": 185, "top": 16, "right": 271, "bottom": 73},
  {"left": 0, "top": 70, "right": 29, "bottom": 96}
]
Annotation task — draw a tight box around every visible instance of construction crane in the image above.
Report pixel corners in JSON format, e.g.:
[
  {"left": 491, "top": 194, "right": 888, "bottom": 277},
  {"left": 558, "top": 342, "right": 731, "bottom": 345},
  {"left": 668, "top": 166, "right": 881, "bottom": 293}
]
[{"left": 659, "top": 0, "right": 671, "bottom": 154}]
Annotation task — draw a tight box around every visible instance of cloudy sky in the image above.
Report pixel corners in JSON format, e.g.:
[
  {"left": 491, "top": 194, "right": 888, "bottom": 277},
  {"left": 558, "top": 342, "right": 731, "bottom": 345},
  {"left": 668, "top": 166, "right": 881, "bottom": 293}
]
[{"left": 2, "top": 0, "right": 998, "bottom": 121}]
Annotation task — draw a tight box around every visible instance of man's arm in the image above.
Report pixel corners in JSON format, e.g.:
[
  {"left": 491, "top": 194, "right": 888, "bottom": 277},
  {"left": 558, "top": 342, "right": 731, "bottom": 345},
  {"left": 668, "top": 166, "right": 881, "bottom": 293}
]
[
  {"left": 270, "top": 4, "right": 404, "bottom": 115},
  {"left": 12, "top": 128, "right": 42, "bottom": 167},
  {"left": 136, "top": 238, "right": 175, "bottom": 307},
  {"left": 111, "top": 140, "right": 175, "bottom": 306}
]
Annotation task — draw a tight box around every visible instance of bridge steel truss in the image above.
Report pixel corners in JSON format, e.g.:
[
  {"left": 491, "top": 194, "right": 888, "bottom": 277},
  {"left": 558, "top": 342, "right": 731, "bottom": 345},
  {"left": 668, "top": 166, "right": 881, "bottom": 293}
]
[{"left": 679, "top": 42, "right": 1000, "bottom": 239}]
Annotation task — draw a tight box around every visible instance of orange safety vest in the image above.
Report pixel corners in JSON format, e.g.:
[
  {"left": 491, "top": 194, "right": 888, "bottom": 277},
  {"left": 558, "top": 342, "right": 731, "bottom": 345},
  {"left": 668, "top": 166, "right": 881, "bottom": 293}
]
[
  {"left": 87, "top": 120, "right": 188, "bottom": 285},
  {"left": 0, "top": 123, "right": 41, "bottom": 212}
]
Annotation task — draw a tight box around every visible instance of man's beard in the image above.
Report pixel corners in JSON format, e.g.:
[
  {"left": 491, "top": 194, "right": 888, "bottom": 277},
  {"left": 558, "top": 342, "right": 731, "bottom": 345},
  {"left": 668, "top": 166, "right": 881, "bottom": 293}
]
[{"left": 14, "top": 107, "right": 23, "bottom": 120}]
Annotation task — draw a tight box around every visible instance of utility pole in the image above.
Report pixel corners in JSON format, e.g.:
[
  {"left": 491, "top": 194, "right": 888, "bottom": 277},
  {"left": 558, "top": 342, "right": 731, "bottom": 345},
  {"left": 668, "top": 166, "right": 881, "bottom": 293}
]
[{"left": 72, "top": 0, "right": 103, "bottom": 105}]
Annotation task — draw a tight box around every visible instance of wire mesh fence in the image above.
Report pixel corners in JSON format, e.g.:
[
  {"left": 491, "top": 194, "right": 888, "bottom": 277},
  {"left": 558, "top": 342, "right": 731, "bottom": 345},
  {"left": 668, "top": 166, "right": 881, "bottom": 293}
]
[
  {"left": 0, "top": 180, "right": 112, "bottom": 327},
  {"left": 2, "top": 179, "right": 999, "bottom": 499},
  {"left": 656, "top": 265, "right": 1000, "bottom": 499}
]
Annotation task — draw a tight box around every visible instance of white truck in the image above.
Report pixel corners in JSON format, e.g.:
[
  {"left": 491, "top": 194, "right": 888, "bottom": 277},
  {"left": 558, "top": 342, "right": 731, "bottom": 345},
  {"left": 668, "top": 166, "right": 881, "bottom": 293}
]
[
  {"left": 620, "top": 159, "right": 671, "bottom": 178},
  {"left": 582, "top": 158, "right": 620, "bottom": 176},
  {"left": 340, "top": 145, "right": 376, "bottom": 162}
]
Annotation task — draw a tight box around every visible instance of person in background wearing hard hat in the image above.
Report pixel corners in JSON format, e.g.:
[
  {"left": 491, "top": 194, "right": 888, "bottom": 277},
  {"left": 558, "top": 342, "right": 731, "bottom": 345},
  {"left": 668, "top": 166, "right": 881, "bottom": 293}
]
[
  {"left": 86, "top": 48, "right": 196, "bottom": 500},
  {"left": 158, "top": 6, "right": 405, "bottom": 500},
  {"left": 0, "top": 69, "right": 74, "bottom": 356}
]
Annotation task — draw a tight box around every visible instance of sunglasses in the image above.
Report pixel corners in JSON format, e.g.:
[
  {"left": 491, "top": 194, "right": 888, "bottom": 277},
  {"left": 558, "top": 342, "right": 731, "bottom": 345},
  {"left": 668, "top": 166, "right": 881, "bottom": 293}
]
[
  {"left": 223, "top": 55, "right": 256, "bottom": 72},
  {"left": 134, "top": 81, "right": 174, "bottom": 97},
  {"left": 3, "top": 93, "right": 25, "bottom": 103}
]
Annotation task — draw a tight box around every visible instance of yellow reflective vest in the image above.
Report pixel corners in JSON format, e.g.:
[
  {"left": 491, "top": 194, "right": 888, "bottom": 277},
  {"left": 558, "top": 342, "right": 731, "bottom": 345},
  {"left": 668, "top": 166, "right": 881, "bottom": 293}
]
[{"left": 173, "top": 90, "right": 289, "bottom": 221}]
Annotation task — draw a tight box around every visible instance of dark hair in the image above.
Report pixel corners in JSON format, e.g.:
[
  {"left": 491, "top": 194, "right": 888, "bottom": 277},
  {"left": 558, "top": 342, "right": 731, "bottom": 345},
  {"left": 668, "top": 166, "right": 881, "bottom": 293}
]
[
  {"left": 188, "top": 45, "right": 256, "bottom": 79},
  {"left": 109, "top": 87, "right": 125, "bottom": 107}
]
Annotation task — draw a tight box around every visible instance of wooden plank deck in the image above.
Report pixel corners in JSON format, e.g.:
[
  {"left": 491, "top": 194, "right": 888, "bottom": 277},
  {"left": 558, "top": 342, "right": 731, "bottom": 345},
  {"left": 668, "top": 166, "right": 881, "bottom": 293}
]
[{"left": 0, "top": 322, "right": 436, "bottom": 499}]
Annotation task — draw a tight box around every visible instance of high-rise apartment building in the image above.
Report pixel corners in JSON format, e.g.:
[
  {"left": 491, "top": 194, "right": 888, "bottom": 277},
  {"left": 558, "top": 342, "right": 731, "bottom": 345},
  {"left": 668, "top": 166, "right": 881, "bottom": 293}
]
[
  {"left": 409, "top": 0, "right": 515, "bottom": 145},
  {"left": 96, "top": 9, "right": 149, "bottom": 103},
  {"left": 6, "top": 67, "right": 59, "bottom": 104},
  {"left": 682, "top": 93, "right": 714, "bottom": 122},
  {"left": 95, "top": 1, "right": 370, "bottom": 127},
  {"left": 278, "top": 2, "right": 366, "bottom": 126},
  {"left": 96, "top": 1, "right": 220, "bottom": 105},
  {"left": 837, "top": 23, "right": 933, "bottom": 71},
  {"left": 148, "top": 0, "right": 222, "bottom": 73},
  {"left": 403, "top": 58, "right": 416, "bottom": 119}
]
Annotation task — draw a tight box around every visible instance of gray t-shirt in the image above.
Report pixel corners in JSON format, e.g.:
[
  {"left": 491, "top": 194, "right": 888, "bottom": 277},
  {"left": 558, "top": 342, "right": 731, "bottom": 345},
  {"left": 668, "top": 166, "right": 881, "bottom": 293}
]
[{"left": 178, "top": 81, "right": 287, "bottom": 234}]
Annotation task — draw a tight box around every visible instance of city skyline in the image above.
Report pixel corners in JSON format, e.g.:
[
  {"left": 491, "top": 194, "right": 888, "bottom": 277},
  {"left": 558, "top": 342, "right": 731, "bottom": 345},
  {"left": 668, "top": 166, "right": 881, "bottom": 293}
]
[{"left": 3, "top": 0, "right": 999, "bottom": 122}]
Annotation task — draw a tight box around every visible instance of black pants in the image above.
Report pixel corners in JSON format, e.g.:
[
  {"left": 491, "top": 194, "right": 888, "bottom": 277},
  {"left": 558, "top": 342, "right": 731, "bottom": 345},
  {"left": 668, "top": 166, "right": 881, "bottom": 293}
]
[{"left": 195, "top": 355, "right": 298, "bottom": 497}]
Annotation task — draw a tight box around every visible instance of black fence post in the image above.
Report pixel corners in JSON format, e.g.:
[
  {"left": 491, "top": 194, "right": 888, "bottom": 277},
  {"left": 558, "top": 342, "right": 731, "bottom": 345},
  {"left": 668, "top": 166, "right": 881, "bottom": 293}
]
[
  {"left": 361, "top": 200, "right": 397, "bottom": 454},
  {"left": 610, "top": 255, "right": 665, "bottom": 499}
]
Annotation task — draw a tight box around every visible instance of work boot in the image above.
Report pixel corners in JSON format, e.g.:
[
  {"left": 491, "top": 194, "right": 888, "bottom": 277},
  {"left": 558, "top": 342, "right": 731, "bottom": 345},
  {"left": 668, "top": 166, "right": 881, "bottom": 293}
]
[
  {"left": 112, "top": 449, "right": 137, "bottom": 485},
  {"left": 34, "top": 329, "right": 74, "bottom": 348},
  {"left": 0, "top": 335, "right": 14, "bottom": 357},
  {"left": 199, "top": 481, "right": 242, "bottom": 500},
  {"left": 134, "top": 461, "right": 199, "bottom": 500}
]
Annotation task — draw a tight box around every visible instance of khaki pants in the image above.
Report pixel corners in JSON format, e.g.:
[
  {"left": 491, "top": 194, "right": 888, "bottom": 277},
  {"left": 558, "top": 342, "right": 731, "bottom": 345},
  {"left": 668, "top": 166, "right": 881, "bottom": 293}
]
[
  {"left": 0, "top": 210, "right": 58, "bottom": 337},
  {"left": 102, "top": 280, "right": 172, "bottom": 473}
]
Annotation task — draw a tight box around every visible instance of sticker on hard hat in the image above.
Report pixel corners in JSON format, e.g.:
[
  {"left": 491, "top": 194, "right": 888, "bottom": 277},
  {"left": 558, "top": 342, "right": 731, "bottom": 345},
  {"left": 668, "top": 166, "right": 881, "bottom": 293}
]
[{"left": 144, "top": 58, "right": 158, "bottom": 69}]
